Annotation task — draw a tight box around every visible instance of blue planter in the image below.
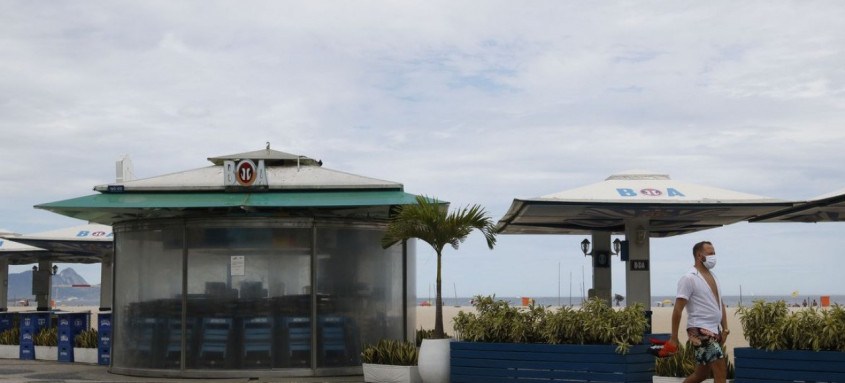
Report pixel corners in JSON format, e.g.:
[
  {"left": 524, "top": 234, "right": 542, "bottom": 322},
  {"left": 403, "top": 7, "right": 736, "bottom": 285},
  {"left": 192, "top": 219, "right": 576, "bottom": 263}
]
[
  {"left": 734, "top": 347, "right": 845, "bottom": 382},
  {"left": 451, "top": 341, "right": 653, "bottom": 382}
]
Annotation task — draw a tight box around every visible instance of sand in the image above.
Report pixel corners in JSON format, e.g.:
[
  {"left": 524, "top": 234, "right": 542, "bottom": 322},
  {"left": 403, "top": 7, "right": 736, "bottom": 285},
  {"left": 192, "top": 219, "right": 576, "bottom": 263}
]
[{"left": 415, "top": 305, "right": 749, "bottom": 357}]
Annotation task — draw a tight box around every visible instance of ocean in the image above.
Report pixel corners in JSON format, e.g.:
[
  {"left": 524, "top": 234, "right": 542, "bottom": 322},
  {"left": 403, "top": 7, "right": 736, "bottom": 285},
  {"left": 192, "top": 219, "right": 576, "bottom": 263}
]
[{"left": 418, "top": 295, "right": 845, "bottom": 308}]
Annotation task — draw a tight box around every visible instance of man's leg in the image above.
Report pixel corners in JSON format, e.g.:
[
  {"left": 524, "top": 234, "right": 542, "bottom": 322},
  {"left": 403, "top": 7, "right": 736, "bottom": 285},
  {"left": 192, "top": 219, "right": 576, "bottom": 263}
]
[
  {"left": 683, "top": 364, "right": 710, "bottom": 383},
  {"left": 709, "top": 357, "right": 727, "bottom": 383}
]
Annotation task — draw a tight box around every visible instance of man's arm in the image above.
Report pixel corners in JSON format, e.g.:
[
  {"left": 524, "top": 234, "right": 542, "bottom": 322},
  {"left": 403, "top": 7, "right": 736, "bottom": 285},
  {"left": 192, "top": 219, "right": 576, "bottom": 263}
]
[
  {"left": 720, "top": 301, "right": 729, "bottom": 345},
  {"left": 669, "top": 297, "right": 687, "bottom": 348}
]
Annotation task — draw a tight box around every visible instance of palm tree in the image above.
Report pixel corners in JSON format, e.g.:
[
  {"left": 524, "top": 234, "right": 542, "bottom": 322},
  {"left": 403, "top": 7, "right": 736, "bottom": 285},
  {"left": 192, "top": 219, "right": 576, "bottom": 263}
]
[{"left": 382, "top": 195, "right": 497, "bottom": 338}]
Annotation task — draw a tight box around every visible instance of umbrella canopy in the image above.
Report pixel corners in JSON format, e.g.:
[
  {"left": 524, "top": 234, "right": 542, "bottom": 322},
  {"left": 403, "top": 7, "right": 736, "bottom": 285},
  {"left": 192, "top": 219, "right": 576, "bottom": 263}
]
[
  {"left": 0, "top": 237, "right": 48, "bottom": 264},
  {"left": 751, "top": 188, "right": 845, "bottom": 223},
  {"left": 497, "top": 170, "right": 793, "bottom": 237},
  {"left": 0, "top": 224, "right": 112, "bottom": 263}
]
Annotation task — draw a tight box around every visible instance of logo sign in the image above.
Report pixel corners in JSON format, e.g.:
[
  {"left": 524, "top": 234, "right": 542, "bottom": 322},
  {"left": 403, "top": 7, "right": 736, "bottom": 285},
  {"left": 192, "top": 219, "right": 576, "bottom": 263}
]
[
  {"left": 630, "top": 260, "right": 650, "bottom": 271},
  {"left": 616, "top": 188, "right": 685, "bottom": 197},
  {"left": 76, "top": 230, "right": 113, "bottom": 238},
  {"left": 223, "top": 159, "right": 268, "bottom": 187}
]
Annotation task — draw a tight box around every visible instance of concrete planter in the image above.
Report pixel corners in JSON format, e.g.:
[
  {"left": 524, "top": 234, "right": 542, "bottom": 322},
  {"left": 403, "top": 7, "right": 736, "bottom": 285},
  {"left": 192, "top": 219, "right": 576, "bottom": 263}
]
[
  {"left": 363, "top": 363, "right": 422, "bottom": 383},
  {"left": 74, "top": 347, "right": 98, "bottom": 364},
  {"left": 34, "top": 345, "right": 58, "bottom": 361},
  {"left": 419, "top": 338, "right": 452, "bottom": 383},
  {"left": 0, "top": 345, "right": 19, "bottom": 359}
]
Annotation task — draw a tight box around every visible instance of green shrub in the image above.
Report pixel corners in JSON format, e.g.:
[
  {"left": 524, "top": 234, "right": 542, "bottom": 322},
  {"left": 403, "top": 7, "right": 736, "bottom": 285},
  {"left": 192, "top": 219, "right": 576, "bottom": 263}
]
[
  {"left": 654, "top": 341, "right": 735, "bottom": 378},
  {"left": 34, "top": 327, "right": 58, "bottom": 347},
  {"left": 453, "top": 295, "right": 648, "bottom": 354},
  {"left": 74, "top": 328, "right": 98, "bottom": 348},
  {"left": 415, "top": 328, "right": 450, "bottom": 347},
  {"left": 738, "top": 300, "right": 845, "bottom": 351},
  {"left": 361, "top": 339, "right": 418, "bottom": 366},
  {"left": 0, "top": 327, "right": 20, "bottom": 345}
]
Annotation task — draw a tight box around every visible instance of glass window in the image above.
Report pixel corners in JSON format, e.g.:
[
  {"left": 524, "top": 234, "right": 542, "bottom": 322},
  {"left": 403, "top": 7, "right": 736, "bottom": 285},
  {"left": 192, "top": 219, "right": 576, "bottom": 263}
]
[
  {"left": 186, "top": 225, "right": 312, "bottom": 369},
  {"left": 315, "top": 225, "right": 406, "bottom": 368},
  {"left": 113, "top": 223, "right": 184, "bottom": 370}
]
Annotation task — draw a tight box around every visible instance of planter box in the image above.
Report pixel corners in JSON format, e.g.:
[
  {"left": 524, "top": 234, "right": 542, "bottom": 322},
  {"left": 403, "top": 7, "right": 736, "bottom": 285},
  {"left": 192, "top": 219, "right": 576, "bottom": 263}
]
[
  {"left": 653, "top": 378, "right": 733, "bottom": 383},
  {"left": 363, "top": 363, "right": 422, "bottom": 383},
  {"left": 451, "top": 342, "right": 653, "bottom": 382},
  {"left": 34, "top": 346, "right": 58, "bottom": 361},
  {"left": 74, "top": 347, "right": 98, "bottom": 364},
  {"left": 0, "top": 345, "right": 18, "bottom": 359},
  {"left": 734, "top": 347, "right": 845, "bottom": 382}
]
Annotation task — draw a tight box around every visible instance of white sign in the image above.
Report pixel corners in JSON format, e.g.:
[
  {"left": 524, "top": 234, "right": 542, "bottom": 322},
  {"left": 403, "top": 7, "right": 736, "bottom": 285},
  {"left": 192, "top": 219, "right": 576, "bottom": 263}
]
[
  {"left": 230, "top": 255, "right": 245, "bottom": 276},
  {"left": 223, "top": 159, "right": 268, "bottom": 187}
]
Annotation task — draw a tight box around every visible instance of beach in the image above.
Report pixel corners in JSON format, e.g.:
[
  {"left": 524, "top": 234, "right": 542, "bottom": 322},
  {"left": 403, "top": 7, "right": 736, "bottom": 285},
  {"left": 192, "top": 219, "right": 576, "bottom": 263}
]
[{"left": 416, "top": 305, "right": 749, "bottom": 357}]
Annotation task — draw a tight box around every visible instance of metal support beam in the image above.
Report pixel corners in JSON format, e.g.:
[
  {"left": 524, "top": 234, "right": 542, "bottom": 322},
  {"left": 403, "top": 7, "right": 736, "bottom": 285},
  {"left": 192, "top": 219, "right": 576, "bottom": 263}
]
[
  {"left": 99, "top": 258, "right": 113, "bottom": 311},
  {"left": 588, "top": 231, "right": 612, "bottom": 306},
  {"left": 34, "top": 260, "right": 53, "bottom": 311},
  {"left": 0, "top": 259, "right": 8, "bottom": 311},
  {"left": 624, "top": 219, "right": 652, "bottom": 331}
]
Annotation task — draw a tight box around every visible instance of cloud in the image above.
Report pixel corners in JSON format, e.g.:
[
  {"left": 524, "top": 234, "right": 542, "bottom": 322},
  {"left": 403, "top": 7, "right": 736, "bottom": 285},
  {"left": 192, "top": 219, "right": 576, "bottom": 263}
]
[{"left": 1, "top": 1, "right": 844, "bottom": 296}]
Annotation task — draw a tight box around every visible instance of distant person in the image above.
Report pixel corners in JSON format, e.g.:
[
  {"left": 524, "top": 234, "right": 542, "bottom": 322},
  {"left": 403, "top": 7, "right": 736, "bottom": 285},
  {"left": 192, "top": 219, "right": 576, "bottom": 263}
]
[
  {"left": 669, "top": 241, "right": 729, "bottom": 383},
  {"left": 813, "top": 299, "right": 818, "bottom": 307},
  {"left": 803, "top": 299, "right": 808, "bottom": 307}
]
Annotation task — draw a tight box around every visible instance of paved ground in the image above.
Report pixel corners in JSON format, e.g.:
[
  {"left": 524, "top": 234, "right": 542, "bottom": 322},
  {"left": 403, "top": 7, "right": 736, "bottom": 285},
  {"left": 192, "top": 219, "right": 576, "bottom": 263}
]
[{"left": 0, "top": 360, "right": 364, "bottom": 383}]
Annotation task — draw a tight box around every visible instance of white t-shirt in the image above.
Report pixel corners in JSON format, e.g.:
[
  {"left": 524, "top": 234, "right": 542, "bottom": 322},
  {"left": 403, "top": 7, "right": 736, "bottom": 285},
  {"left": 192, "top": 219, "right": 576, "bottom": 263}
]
[{"left": 676, "top": 267, "right": 724, "bottom": 333}]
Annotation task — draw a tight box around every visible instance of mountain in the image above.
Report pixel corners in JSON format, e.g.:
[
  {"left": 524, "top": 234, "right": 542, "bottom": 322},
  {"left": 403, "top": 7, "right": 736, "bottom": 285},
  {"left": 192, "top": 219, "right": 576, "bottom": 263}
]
[{"left": 6, "top": 267, "right": 100, "bottom": 306}]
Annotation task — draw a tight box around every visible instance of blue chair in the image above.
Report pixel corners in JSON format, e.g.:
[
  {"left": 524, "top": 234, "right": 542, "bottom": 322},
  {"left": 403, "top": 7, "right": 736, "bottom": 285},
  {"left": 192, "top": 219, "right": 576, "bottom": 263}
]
[
  {"left": 241, "top": 316, "right": 273, "bottom": 367},
  {"left": 199, "top": 317, "right": 232, "bottom": 367},
  {"left": 280, "top": 317, "right": 310, "bottom": 367}
]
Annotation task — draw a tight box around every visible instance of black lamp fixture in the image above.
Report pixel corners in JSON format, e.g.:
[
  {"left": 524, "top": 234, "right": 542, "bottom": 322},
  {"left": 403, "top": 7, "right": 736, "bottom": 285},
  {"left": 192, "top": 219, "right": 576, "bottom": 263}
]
[
  {"left": 580, "top": 238, "right": 591, "bottom": 256},
  {"left": 32, "top": 265, "right": 59, "bottom": 275},
  {"left": 581, "top": 238, "right": 623, "bottom": 256}
]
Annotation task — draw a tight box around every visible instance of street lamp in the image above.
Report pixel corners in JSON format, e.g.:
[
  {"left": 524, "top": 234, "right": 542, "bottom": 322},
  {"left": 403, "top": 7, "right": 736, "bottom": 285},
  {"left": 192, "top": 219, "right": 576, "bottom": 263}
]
[
  {"left": 582, "top": 238, "right": 623, "bottom": 256},
  {"left": 31, "top": 265, "right": 59, "bottom": 275},
  {"left": 612, "top": 238, "right": 622, "bottom": 255},
  {"left": 580, "top": 239, "right": 591, "bottom": 256}
]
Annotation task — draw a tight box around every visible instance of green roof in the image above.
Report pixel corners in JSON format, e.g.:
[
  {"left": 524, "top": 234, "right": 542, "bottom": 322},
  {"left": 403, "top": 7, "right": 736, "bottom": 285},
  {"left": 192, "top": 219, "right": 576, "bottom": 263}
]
[{"left": 36, "top": 190, "right": 423, "bottom": 224}]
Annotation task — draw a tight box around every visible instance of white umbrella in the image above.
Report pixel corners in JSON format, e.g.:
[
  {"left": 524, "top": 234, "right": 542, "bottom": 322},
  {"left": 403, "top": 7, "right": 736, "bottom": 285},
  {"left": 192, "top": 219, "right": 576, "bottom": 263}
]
[
  {"left": 497, "top": 170, "right": 793, "bottom": 236},
  {"left": 0, "top": 224, "right": 112, "bottom": 263}
]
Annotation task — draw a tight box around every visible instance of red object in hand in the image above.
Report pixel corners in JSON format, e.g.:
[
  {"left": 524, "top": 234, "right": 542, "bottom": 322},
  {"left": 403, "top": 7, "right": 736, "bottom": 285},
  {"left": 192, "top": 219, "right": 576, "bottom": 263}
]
[{"left": 648, "top": 338, "right": 677, "bottom": 358}]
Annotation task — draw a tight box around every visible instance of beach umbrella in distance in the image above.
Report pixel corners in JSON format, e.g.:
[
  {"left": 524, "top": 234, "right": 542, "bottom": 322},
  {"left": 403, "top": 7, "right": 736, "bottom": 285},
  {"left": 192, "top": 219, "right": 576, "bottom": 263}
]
[
  {"left": 751, "top": 187, "right": 845, "bottom": 223},
  {"left": 0, "top": 223, "right": 112, "bottom": 263}
]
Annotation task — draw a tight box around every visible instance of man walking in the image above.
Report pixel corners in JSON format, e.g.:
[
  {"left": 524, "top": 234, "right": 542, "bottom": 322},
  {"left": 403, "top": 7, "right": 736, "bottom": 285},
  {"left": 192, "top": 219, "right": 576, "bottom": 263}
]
[{"left": 669, "top": 241, "right": 729, "bottom": 383}]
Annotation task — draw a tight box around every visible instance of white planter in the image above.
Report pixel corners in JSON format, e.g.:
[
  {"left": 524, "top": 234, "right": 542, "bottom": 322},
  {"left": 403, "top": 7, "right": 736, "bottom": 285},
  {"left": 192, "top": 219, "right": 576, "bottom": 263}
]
[
  {"left": 34, "top": 345, "right": 58, "bottom": 361},
  {"left": 0, "top": 345, "right": 19, "bottom": 359},
  {"left": 74, "top": 347, "right": 98, "bottom": 364},
  {"left": 363, "top": 363, "right": 422, "bottom": 383},
  {"left": 418, "top": 338, "right": 452, "bottom": 383}
]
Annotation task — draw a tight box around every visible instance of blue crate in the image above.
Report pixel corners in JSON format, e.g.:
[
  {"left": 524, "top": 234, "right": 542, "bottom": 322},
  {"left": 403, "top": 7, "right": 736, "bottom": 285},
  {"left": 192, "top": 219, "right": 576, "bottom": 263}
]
[{"left": 97, "top": 312, "right": 112, "bottom": 365}]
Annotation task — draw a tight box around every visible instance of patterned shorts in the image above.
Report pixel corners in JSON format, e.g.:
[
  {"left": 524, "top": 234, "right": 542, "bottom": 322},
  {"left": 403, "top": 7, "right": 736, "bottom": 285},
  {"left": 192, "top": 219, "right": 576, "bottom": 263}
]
[{"left": 687, "top": 327, "right": 725, "bottom": 365}]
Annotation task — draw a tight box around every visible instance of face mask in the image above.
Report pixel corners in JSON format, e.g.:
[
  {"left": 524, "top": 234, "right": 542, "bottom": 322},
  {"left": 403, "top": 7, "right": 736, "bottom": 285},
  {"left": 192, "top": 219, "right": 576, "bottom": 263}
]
[{"left": 703, "top": 255, "right": 717, "bottom": 269}]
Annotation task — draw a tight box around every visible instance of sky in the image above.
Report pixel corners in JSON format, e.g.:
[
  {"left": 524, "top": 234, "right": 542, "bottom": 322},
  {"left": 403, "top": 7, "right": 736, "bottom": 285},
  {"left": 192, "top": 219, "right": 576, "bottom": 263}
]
[{"left": 1, "top": 1, "right": 844, "bottom": 300}]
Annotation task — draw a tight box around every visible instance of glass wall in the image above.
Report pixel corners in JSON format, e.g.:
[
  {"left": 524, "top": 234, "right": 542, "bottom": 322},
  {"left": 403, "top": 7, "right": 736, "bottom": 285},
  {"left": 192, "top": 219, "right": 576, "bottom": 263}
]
[
  {"left": 186, "top": 221, "right": 312, "bottom": 369},
  {"left": 111, "top": 216, "right": 412, "bottom": 376},
  {"left": 314, "top": 224, "right": 406, "bottom": 368},
  {"left": 113, "top": 221, "right": 184, "bottom": 370}
]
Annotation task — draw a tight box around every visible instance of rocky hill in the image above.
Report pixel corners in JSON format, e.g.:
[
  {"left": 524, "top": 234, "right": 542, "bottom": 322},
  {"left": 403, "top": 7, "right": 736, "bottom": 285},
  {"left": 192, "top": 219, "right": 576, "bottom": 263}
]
[{"left": 7, "top": 267, "right": 100, "bottom": 306}]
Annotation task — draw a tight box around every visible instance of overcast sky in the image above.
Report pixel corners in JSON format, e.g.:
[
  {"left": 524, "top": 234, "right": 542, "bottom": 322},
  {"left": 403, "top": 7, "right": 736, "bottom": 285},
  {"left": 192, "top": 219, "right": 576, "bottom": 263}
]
[{"left": 2, "top": 2, "right": 844, "bottom": 300}]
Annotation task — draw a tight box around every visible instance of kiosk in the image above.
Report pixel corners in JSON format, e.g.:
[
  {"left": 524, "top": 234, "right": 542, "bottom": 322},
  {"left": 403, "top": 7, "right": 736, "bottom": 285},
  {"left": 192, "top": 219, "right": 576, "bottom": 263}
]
[{"left": 37, "top": 148, "right": 420, "bottom": 378}]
